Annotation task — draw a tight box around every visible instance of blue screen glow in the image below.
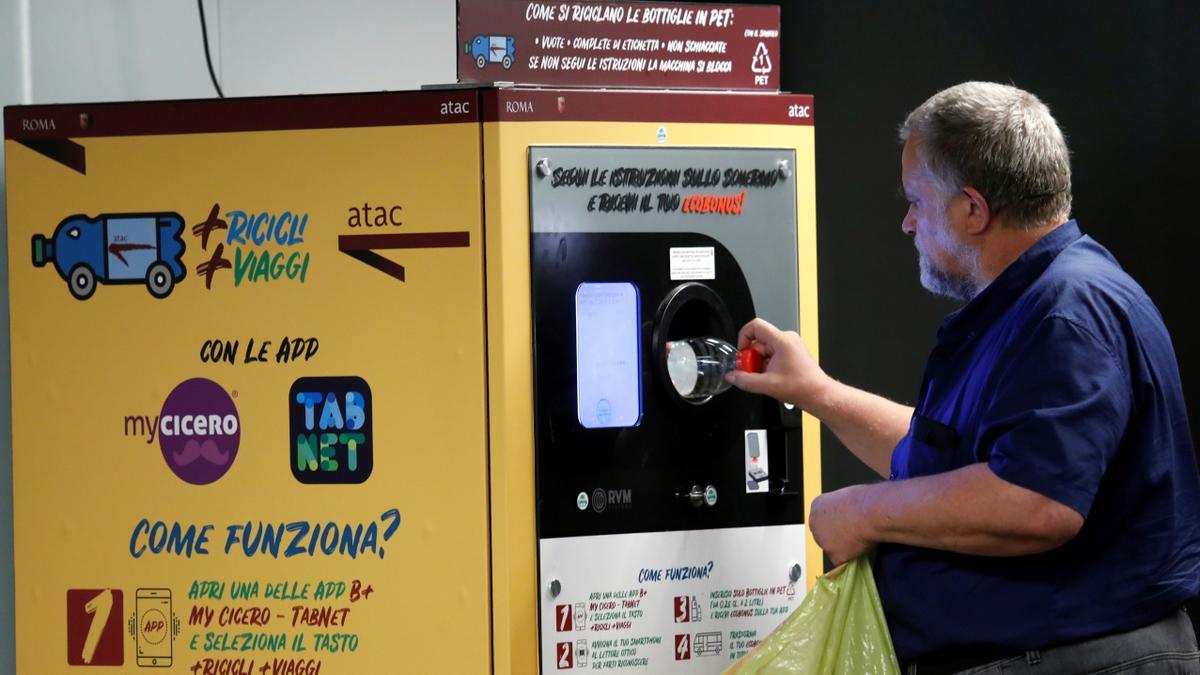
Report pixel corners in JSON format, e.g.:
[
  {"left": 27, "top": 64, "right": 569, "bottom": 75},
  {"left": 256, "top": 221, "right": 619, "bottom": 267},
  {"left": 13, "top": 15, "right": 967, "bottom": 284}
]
[{"left": 575, "top": 282, "right": 642, "bottom": 428}]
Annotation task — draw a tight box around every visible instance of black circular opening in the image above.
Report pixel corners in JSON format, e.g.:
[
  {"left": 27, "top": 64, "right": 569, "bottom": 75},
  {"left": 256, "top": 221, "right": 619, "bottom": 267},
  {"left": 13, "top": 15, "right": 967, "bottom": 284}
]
[{"left": 651, "top": 282, "right": 736, "bottom": 407}]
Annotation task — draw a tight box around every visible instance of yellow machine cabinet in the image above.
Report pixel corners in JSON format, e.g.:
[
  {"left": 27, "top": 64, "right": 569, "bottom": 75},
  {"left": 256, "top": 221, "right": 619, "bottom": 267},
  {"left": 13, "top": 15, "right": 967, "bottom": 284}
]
[{"left": 4, "top": 86, "right": 818, "bottom": 674}]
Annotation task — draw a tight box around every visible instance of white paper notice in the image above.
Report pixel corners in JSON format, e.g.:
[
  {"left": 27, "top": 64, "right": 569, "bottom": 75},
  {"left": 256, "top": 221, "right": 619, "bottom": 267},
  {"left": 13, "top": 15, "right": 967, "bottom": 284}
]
[
  {"left": 670, "top": 247, "right": 716, "bottom": 280},
  {"left": 539, "top": 525, "right": 805, "bottom": 672}
]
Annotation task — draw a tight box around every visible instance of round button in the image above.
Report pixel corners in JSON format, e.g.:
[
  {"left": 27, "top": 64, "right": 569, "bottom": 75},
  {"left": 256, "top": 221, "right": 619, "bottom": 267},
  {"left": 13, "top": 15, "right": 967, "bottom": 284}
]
[
  {"left": 576, "top": 492, "right": 589, "bottom": 510},
  {"left": 703, "top": 485, "right": 718, "bottom": 507},
  {"left": 789, "top": 563, "right": 803, "bottom": 583}
]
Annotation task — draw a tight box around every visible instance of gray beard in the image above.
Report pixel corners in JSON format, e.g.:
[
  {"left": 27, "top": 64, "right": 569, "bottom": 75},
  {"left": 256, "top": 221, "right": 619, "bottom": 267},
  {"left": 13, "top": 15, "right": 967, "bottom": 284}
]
[{"left": 919, "top": 250, "right": 980, "bottom": 302}]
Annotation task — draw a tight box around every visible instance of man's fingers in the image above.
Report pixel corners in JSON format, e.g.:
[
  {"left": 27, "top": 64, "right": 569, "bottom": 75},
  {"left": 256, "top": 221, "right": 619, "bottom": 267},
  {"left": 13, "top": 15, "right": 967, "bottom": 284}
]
[
  {"left": 736, "top": 318, "right": 765, "bottom": 349},
  {"left": 726, "top": 370, "right": 768, "bottom": 396},
  {"left": 737, "top": 318, "right": 780, "bottom": 350}
]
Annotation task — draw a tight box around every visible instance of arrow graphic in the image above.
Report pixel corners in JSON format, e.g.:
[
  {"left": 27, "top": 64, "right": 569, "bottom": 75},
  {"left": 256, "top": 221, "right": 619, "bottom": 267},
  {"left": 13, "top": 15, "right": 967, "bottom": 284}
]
[
  {"left": 338, "top": 232, "right": 470, "bottom": 282},
  {"left": 107, "top": 242, "right": 155, "bottom": 266},
  {"left": 17, "top": 138, "right": 87, "bottom": 175}
]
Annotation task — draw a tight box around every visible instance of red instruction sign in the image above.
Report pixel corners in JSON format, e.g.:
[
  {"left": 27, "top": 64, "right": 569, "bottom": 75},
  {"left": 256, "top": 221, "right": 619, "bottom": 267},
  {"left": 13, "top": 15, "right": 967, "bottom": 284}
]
[
  {"left": 66, "top": 589, "right": 124, "bottom": 666},
  {"left": 556, "top": 604, "right": 574, "bottom": 631},
  {"left": 458, "top": 1, "right": 780, "bottom": 90}
]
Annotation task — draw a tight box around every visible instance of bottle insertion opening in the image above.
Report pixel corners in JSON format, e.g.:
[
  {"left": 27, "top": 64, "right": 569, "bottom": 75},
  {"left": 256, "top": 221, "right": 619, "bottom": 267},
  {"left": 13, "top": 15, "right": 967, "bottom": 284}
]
[{"left": 666, "top": 337, "right": 762, "bottom": 401}]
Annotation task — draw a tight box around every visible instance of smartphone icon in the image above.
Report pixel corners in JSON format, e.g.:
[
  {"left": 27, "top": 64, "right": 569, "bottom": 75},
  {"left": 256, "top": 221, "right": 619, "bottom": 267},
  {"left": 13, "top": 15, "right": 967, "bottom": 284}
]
[{"left": 136, "top": 588, "right": 172, "bottom": 667}]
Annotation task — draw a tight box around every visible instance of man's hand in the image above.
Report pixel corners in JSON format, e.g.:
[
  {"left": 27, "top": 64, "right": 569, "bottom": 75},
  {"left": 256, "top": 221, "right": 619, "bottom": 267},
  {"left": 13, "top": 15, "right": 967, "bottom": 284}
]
[
  {"left": 810, "top": 484, "right": 877, "bottom": 566},
  {"left": 724, "top": 317, "right": 913, "bottom": 477},
  {"left": 725, "top": 318, "right": 830, "bottom": 408}
]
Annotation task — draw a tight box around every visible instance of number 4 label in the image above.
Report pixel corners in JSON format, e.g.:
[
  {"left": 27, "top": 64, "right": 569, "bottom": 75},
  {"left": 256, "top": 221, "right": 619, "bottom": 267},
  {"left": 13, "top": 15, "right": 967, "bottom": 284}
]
[{"left": 675, "top": 633, "right": 691, "bottom": 660}]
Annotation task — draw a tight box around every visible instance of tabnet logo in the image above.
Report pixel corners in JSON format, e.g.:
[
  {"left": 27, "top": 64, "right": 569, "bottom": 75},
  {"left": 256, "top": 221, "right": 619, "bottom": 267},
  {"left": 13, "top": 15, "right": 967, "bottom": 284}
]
[
  {"left": 158, "top": 378, "right": 240, "bottom": 485},
  {"left": 289, "top": 376, "right": 373, "bottom": 484}
]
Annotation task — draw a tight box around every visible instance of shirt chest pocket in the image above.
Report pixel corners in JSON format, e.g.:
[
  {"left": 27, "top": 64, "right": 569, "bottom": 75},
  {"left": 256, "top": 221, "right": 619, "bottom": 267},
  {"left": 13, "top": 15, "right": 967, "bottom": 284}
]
[{"left": 905, "top": 414, "right": 965, "bottom": 478}]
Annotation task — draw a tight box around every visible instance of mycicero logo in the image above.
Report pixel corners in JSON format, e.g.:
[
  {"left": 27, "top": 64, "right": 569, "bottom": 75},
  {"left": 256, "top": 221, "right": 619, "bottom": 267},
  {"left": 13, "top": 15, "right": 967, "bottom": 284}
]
[
  {"left": 158, "top": 378, "right": 240, "bottom": 485},
  {"left": 290, "top": 376, "right": 373, "bottom": 484}
]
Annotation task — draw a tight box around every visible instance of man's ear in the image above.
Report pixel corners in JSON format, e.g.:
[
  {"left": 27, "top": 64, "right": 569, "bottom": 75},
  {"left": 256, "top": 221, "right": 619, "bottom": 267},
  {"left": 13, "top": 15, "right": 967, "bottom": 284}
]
[{"left": 961, "top": 186, "right": 991, "bottom": 235}]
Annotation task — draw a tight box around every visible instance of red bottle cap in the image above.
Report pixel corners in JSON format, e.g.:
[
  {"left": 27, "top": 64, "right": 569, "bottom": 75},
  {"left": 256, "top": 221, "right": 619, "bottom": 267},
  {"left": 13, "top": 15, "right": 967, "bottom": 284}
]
[{"left": 735, "top": 348, "right": 763, "bottom": 373}]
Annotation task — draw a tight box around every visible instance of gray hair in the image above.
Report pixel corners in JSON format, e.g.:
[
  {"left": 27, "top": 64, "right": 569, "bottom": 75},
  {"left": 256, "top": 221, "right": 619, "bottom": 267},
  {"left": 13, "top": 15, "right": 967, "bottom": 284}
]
[{"left": 899, "top": 82, "right": 1072, "bottom": 230}]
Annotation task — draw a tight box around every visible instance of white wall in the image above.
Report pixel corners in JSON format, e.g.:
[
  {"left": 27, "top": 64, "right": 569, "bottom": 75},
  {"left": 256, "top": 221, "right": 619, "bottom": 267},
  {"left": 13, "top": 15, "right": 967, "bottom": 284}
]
[
  {"left": 0, "top": 1, "right": 457, "bottom": 669},
  {"left": 0, "top": 0, "right": 20, "bottom": 670},
  {"left": 22, "top": 0, "right": 457, "bottom": 103}
]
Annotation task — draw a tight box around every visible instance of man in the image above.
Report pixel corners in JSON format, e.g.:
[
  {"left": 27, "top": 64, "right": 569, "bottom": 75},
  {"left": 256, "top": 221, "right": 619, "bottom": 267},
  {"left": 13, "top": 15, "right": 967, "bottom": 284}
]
[{"left": 727, "top": 82, "right": 1200, "bottom": 673}]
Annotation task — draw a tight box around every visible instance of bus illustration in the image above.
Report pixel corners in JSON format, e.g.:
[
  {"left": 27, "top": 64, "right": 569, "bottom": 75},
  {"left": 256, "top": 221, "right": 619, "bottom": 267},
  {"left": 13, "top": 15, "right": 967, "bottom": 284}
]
[
  {"left": 465, "top": 34, "right": 516, "bottom": 70},
  {"left": 31, "top": 212, "right": 187, "bottom": 300}
]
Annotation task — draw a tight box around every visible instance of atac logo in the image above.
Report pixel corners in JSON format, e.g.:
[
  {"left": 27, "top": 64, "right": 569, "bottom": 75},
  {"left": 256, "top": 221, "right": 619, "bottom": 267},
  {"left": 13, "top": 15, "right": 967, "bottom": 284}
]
[
  {"left": 787, "top": 103, "right": 812, "bottom": 119},
  {"left": 289, "top": 376, "right": 373, "bottom": 484},
  {"left": 158, "top": 378, "right": 240, "bottom": 485}
]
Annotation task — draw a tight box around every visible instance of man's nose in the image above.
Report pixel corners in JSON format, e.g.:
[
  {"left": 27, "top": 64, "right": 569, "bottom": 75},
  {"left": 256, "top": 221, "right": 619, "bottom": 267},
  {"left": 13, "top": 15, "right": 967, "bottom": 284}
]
[{"left": 901, "top": 209, "right": 916, "bottom": 236}]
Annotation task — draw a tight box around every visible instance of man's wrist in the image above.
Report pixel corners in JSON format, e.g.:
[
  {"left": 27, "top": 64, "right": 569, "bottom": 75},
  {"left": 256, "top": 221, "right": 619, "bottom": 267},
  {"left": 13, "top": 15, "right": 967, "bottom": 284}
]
[
  {"left": 795, "top": 372, "right": 837, "bottom": 417},
  {"left": 856, "top": 482, "right": 888, "bottom": 546}
]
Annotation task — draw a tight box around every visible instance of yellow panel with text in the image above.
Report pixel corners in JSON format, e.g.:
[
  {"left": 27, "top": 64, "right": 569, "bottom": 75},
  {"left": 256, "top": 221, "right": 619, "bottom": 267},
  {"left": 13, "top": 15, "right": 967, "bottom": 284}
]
[
  {"left": 7, "top": 122, "right": 490, "bottom": 673},
  {"left": 484, "top": 118, "right": 820, "bottom": 675}
]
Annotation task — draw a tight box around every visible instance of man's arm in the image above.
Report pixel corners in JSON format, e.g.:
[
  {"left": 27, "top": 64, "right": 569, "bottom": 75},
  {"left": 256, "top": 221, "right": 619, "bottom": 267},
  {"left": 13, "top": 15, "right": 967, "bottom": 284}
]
[
  {"left": 803, "top": 378, "right": 913, "bottom": 478},
  {"left": 811, "top": 463, "right": 1084, "bottom": 565},
  {"left": 725, "top": 318, "right": 911, "bottom": 477}
]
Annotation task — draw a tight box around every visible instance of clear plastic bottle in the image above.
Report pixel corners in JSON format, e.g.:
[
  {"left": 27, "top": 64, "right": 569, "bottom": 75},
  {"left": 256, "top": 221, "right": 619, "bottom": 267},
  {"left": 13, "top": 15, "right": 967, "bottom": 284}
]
[{"left": 665, "top": 337, "right": 763, "bottom": 401}]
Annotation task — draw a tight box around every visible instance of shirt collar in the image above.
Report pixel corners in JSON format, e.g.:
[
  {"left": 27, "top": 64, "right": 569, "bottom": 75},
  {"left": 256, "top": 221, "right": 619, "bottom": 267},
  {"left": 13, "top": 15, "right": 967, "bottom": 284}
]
[{"left": 937, "top": 220, "right": 1082, "bottom": 342}]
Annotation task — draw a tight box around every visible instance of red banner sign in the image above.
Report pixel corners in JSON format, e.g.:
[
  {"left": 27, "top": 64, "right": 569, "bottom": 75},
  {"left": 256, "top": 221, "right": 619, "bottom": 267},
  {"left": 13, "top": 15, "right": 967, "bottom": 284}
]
[{"left": 458, "top": 1, "right": 780, "bottom": 90}]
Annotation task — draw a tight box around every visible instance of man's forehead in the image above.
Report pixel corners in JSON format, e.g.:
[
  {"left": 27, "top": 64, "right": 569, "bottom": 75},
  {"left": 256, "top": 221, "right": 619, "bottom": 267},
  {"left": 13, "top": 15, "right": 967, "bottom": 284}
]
[
  {"left": 901, "top": 147, "right": 936, "bottom": 190},
  {"left": 901, "top": 136, "right": 921, "bottom": 167},
  {"left": 901, "top": 158, "right": 926, "bottom": 190}
]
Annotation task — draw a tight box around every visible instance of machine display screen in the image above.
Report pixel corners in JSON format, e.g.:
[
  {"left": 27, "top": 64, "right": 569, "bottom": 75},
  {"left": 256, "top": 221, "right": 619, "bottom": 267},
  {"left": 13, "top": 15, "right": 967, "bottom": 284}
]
[{"left": 575, "top": 282, "right": 642, "bottom": 428}]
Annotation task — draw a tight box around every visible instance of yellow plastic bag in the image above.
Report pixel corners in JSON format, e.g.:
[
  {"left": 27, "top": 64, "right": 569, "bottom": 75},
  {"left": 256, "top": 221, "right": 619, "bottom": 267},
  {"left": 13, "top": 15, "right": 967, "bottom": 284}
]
[{"left": 728, "top": 557, "right": 900, "bottom": 674}]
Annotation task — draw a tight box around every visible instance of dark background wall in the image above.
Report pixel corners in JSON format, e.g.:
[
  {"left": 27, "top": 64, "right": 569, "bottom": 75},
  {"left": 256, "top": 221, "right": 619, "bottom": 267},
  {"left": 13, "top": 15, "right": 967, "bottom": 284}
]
[
  {"left": 766, "top": 0, "right": 1200, "bottom": 624},
  {"left": 771, "top": 1, "right": 1199, "bottom": 497}
]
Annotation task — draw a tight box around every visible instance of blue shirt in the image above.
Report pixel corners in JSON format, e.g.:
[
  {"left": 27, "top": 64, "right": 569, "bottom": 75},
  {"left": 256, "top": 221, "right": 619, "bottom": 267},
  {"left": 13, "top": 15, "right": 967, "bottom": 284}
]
[{"left": 877, "top": 221, "right": 1200, "bottom": 661}]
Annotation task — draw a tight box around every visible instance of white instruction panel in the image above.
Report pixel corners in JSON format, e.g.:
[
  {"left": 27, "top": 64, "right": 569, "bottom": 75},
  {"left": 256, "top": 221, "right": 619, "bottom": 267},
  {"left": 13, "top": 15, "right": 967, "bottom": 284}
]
[
  {"left": 669, "top": 246, "right": 716, "bottom": 280},
  {"left": 539, "top": 525, "right": 805, "bottom": 672}
]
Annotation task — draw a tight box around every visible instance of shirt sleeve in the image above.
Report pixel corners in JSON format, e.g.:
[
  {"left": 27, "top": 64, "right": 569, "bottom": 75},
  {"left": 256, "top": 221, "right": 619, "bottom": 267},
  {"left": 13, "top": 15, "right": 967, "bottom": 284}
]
[{"left": 981, "top": 314, "right": 1132, "bottom": 518}]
